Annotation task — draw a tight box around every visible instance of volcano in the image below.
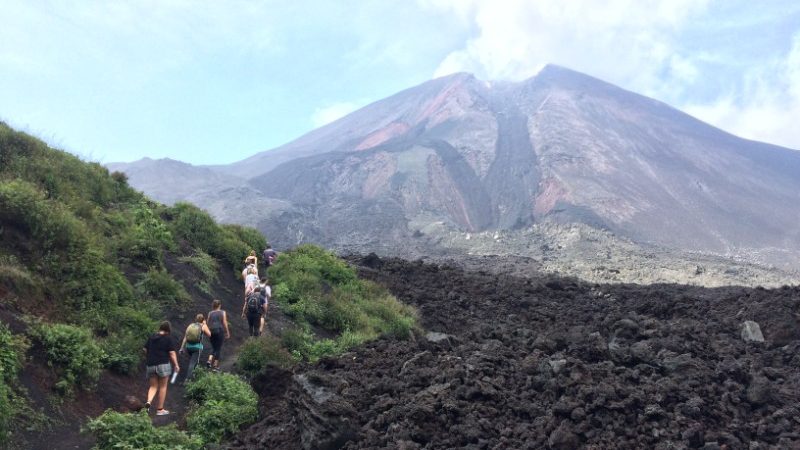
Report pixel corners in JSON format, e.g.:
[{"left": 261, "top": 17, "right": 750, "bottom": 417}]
[{"left": 111, "top": 65, "right": 800, "bottom": 270}]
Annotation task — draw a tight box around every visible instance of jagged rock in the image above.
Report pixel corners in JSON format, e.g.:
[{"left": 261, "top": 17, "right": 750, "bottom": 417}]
[
  {"left": 549, "top": 359, "right": 567, "bottom": 374},
  {"left": 122, "top": 395, "right": 143, "bottom": 412},
  {"left": 746, "top": 376, "right": 772, "bottom": 406},
  {"left": 741, "top": 320, "right": 765, "bottom": 343},
  {"left": 548, "top": 421, "right": 580, "bottom": 450}
]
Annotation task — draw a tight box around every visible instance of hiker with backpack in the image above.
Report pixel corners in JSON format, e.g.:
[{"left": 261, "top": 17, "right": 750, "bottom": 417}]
[
  {"left": 244, "top": 266, "right": 259, "bottom": 296},
  {"left": 179, "top": 314, "right": 211, "bottom": 383},
  {"left": 262, "top": 245, "right": 277, "bottom": 271},
  {"left": 242, "top": 286, "right": 267, "bottom": 337},
  {"left": 206, "top": 299, "right": 230, "bottom": 372},
  {"left": 258, "top": 277, "right": 271, "bottom": 335},
  {"left": 143, "top": 321, "right": 179, "bottom": 416}
]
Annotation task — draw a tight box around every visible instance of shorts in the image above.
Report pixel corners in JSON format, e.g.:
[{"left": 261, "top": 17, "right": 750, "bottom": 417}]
[{"left": 146, "top": 363, "right": 172, "bottom": 378}]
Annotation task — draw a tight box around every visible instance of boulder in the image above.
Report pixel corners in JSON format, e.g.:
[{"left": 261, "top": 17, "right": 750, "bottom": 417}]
[{"left": 741, "top": 321, "right": 765, "bottom": 343}]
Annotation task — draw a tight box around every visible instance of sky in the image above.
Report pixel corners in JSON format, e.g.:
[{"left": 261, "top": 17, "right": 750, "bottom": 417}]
[{"left": 1, "top": 0, "right": 799, "bottom": 165}]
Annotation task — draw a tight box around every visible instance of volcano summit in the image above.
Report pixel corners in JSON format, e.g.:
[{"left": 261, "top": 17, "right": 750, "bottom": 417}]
[{"left": 110, "top": 65, "right": 800, "bottom": 278}]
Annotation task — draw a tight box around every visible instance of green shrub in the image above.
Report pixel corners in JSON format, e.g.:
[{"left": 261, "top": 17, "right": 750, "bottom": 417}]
[
  {"left": 167, "top": 203, "right": 220, "bottom": 253},
  {"left": 0, "top": 322, "right": 29, "bottom": 444},
  {"left": 270, "top": 245, "right": 418, "bottom": 361},
  {"left": 29, "top": 322, "right": 105, "bottom": 395},
  {"left": 178, "top": 251, "right": 218, "bottom": 295},
  {"left": 118, "top": 201, "right": 175, "bottom": 268},
  {"left": 184, "top": 372, "right": 258, "bottom": 444},
  {"left": 91, "top": 304, "right": 159, "bottom": 374},
  {"left": 85, "top": 410, "right": 202, "bottom": 450},
  {"left": 135, "top": 268, "right": 190, "bottom": 308},
  {"left": 221, "top": 224, "right": 267, "bottom": 257},
  {"left": 236, "top": 336, "right": 295, "bottom": 378}
]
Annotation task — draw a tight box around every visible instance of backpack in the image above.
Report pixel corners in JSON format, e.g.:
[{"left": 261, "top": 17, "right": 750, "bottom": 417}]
[
  {"left": 185, "top": 323, "right": 202, "bottom": 344},
  {"left": 246, "top": 293, "right": 261, "bottom": 315}
]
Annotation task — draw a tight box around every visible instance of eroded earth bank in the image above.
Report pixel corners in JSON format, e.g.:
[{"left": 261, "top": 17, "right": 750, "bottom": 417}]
[{"left": 228, "top": 255, "right": 800, "bottom": 449}]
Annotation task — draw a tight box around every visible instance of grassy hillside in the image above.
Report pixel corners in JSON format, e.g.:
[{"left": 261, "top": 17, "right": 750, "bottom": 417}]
[{"left": 0, "top": 122, "right": 418, "bottom": 448}]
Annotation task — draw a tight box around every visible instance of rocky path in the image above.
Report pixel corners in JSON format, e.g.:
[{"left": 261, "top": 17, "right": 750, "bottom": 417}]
[{"left": 228, "top": 255, "right": 800, "bottom": 449}]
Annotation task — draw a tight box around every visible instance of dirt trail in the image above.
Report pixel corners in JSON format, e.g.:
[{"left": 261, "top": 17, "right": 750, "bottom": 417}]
[
  {"left": 228, "top": 255, "right": 800, "bottom": 450},
  {"left": 14, "top": 256, "right": 272, "bottom": 450}
]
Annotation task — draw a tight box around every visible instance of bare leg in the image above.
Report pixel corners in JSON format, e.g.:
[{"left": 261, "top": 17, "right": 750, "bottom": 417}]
[
  {"left": 259, "top": 316, "right": 264, "bottom": 334},
  {"left": 147, "top": 375, "right": 158, "bottom": 404},
  {"left": 156, "top": 376, "right": 168, "bottom": 410}
]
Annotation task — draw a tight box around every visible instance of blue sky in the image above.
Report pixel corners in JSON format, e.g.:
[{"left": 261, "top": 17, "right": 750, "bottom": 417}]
[{"left": 1, "top": 0, "right": 799, "bottom": 165}]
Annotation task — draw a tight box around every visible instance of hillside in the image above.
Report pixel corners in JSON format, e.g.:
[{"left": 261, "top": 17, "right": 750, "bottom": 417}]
[
  {"left": 109, "top": 65, "right": 800, "bottom": 280},
  {"left": 0, "top": 122, "right": 416, "bottom": 449},
  {"left": 230, "top": 254, "right": 800, "bottom": 449}
]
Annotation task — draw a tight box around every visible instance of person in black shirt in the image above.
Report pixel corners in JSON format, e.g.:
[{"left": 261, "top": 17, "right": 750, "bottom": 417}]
[{"left": 143, "top": 321, "right": 180, "bottom": 416}]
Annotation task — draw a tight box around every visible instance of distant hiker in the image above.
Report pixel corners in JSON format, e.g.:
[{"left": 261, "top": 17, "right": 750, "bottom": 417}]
[
  {"left": 262, "top": 245, "right": 277, "bottom": 270},
  {"left": 206, "top": 299, "right": 230, "bottom": 371},
  {"left": 258, "top": 277, "right": 271, "bottom": 335},
  {"left": 179, "top": 314, "right": 211, "bottom": 383},
  {"left": 241, "top": 262, "right": 258, "bottom": 281},
  {"left": 244, "top": 266, "right": 259, "bottom": 295},
  {"left": 245, "top": 249, "right": 258, "bottom": 267},
  {"left": 143, "top": 321, "right": 180, "bottom": 416},
  {"left": 242, "top": 286, "right": 266, "bottom": 337}
]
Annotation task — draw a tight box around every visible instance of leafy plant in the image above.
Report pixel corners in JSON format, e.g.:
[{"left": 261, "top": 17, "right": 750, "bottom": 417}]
[
  {"left": 29, "top": 322, "right": 105, "bottom": 395},
  {"left": 85, "top": 410, "right": 202, "bottom": 450},
  {"left": 135, "top": 268, "right": 190, "bottom": 308},
  {"left": 184, "top": 372, "right": 258, "bottom": 444},
  {"left": 236, "top": 336, "right": 295, "bottom": 378},
  {"left": 269, "top": 244, "right": 418, "bottom": 361},
  {"left": 0, "top": 321, "right": 29, "bottom": 444},
  {"left": 178, "top": 251, "right": 218, "bottom": 295}
]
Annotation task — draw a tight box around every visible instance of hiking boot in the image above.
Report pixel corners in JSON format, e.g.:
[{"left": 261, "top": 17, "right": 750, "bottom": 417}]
[{"left": 144, "top": 401, "right": 151, "bottom": 413}]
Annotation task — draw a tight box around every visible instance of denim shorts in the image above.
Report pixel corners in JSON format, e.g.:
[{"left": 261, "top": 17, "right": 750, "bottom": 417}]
[{"left": 146, "top": 363, "right": 172, "bottom": 378}]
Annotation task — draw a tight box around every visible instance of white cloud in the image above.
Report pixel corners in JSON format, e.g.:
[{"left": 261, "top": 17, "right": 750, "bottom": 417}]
[
  {"left": 311, "top": 101, "right": 363, "bottom": 127},
  {"left": 425, "top": 0, "right": 710, "bottom": 91},
  {"left": 685, "top": 33, "right": 800, "bottom": 150}
]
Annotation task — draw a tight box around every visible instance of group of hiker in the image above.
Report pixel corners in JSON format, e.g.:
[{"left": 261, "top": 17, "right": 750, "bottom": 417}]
[{"left": 141, "top": 246, "right": 278, "bottom": 416}]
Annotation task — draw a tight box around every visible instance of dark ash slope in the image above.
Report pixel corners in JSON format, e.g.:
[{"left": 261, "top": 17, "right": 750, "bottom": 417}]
[{"left": 228, "top": 256, "right": 800, "bottom": 449}]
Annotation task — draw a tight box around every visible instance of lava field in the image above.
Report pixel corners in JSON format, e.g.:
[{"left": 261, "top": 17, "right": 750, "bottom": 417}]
[{"left": 228, "top": 255, "right": 800, "bottom": 449}]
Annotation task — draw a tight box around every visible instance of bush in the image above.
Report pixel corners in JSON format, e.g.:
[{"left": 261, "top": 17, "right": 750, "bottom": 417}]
[
  {"left": 0, "top": 322, "right": 29, "bottom": 444},
  {"left": 178, "top": 251, "right": 218, "bottom": 295},
  {"left": 167, "top": 203, "right": 220, "bottom": 254},
  {"left": 221, "top": 224, "right": 267, "bottom": 258},
  {"left": 236, "top": 336, "right": 295, "bottom": 378},
  {"left": 184, "top": 372, "right": 258, "bottom": 444},
  {"left": 85, "top": 410, "right": 202, "bottom": 450},
  {"left": 269, "top": 245, "right": 418, "bottom": 361},
  {"left": 118, "top": 201, "right": 175, "bottom": 268},
  {"left": 29, "top": 322, "right": 105, "bottom": 395},
  {"left": 135, "top": 268, "right": 190, "bottom": 308}
]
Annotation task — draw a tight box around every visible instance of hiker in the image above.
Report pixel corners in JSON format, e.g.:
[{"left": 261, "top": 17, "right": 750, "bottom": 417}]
[
  {"left": 244, "top": 266, "right": 259, "bottom": 295},
  {"left": 206, "top": 299, "right": 230, "bottom": 371},
  {"left": 179, "top": 314, "right": 211, "bottom": 383},
  {"left": 244, "top": 250, "right": 258, "bottom": 268},
  {"left": 242, "top": 286, "right": 267, "bottom": 337},
  {"left": 143, "top": 321, "right": 179, "bottom": 416},
  {"left": 262, "top": 245, "right": 278, "bottom": 271},
  {"left": 241, "top": 262, "right": 258, "bottom": 281},
  {"left": 258, "top": 277, "right": 271, "bottom": 335}
]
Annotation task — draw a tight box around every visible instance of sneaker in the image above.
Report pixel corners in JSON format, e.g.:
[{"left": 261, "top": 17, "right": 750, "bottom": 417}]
[
  {"left": 205, "top": 361, "right": 212, "bottom": 369},
  {"left": 144, "top": 401, "right": 151, "bottom": 413},
  {"left": 156, "top": 409, "right": 170, "bottom": 416}
]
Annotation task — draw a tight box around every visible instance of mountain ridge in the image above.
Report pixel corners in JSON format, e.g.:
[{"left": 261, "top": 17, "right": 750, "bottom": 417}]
[{"left": 109, "top": 65, "right": 800, "bottom": 278}]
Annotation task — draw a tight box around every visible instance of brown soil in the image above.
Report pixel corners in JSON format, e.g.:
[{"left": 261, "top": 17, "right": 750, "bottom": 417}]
[{"left": 227, "top": 255, "right": 800, "bottom": 450}]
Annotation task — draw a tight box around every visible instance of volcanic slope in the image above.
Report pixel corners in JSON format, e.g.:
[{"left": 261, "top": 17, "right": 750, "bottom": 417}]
[
  {"left": 228, "top": 255, "right": 800, "bottom": 449},
  {"left": 111, "top": 65, "right": 800, "bottom": 270}
]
